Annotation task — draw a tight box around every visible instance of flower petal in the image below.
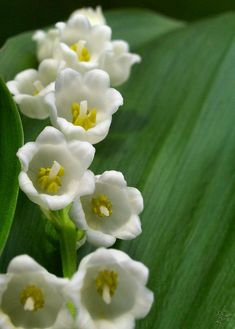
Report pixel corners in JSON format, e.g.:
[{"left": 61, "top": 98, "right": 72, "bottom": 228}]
[
  {"left": 76, "top": 170, "right": 95, "bottom": 197},
  {"left": 127, "top": 187, "right": 144, "bottom": 214},
  {"left": 113, "top": 214, "right": 142, "bottom": 240},
  {"left": 105, "top": 88, "right": 123, "bottom": 115},
  {"left": 7, "top": 255, "right": 46, "bottom": 274},
  {"left": 14, "top": 94, "right": 51, "bottom": 119},
  {"left": 87, "top": 230, "right": 116, "bottom": 247},
  {"left": 84, "top": 69, "right": 110, "bottom": 91},
  {"left": 36, "top": 126, "right": 66, "bottom": 145},
  {"left": 97, "top": 170, "right": 127, "bottom": 188},
  {"left": 17, "top": 142, "right": 38, "bottom": 171},
  {"left": 67, "top": 140, "right": 95, "bottom": 169}
]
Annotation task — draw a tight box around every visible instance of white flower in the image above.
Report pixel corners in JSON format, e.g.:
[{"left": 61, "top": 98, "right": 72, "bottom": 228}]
[
  {"left": 70, "top": 6, "right": 106, "bottom": 26},
  {"left": 46, "top": 68, "right": 123, "bottom": 145},
  {"left": 33, "top": 29, "right": 60, "bottom": 62},
  {"left": 53, "top": 14, "right": 111, "bottom": 75},
  {"left": 99, "top": 40, "right": 141, "bottom": 86},
  {"left": 67, "top": 248, "right": 153, "bottom": 329},
  {"left": 17, "top": 126, "right": 95, "bottom": 210},
  {"left": 0, "top": 255, "right": 72, "bottom": 329},
  {"left": 33, "top": 13, "right": 140, "bottom": 86},
  {"left": 70, "top": 170, "right": 143, "bottom": 247},
  {"left": 7, "top": 59, "right": 64, "bottom": 119}
]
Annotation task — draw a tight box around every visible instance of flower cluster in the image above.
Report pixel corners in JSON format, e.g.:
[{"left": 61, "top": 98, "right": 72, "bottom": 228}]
[
  {"left": 0, "top": 249, "right": 153, "bottom": 329},
  {"left": 4, "top": 6, "right": 153, "bottom": 329},
  {"left": 7, "top": 6, "right": 140, "bottom": 122}
]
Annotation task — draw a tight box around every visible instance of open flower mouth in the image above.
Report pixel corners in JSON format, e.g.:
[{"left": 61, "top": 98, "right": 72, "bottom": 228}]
[
  {"left": 71, "top": 100, "right": 97, "bottom": 130},
  {"left": 37, "top": 160, "right": 64, "bottom": 194},
  {"left": 95, "top": 269, "right": 118, "bottom": 304},
  {"left": 91, "top": 194, "right": 113, "bottom": 218},
  {"left": 20, "top": 284, "right": 45, "bottom": 312},
  {"left": 70, "top": 40, "right": 91, "bottom": 62}
]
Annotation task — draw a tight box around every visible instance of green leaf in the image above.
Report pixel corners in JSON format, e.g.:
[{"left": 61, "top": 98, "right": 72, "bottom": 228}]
[
  {"left": 0, "top": 78, "right": 23, "bottom": 255},
  {"left": 0, "top": 31, "right": 37, "bottom": 82},
  {"left": 1, "top": 9, "right": 235, "bottom": 329},
  {"left": 106, "top": 9, "right": 184, "bottom": 48}
]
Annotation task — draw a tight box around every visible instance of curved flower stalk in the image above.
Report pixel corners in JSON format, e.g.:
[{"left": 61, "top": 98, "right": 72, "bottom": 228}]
[
  {"left": 46, "top": 68, "right": 123, "bottom": 144},
  {"left": 7, "top": 59, "right": 64, "bottom": 119},
  {"left": 67, "top": 248, "right": 153, "bottom": 329},
  {"left": 70, "top": 170, "right": 143, "bottom": 247},
  {"left": 70, "top": 6, "right": 106, "bottom": 26},
  {"left": 33, "top": 13, "right": 141, "bottom": 86},
  {"left": 0, "top": 255, "right": 72, "bottom": 329},
  {"left": 17, "top": 126, "right": 95, "bottom": 210}
]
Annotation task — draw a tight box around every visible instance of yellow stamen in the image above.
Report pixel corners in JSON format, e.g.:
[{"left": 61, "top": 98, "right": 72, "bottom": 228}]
[
  {"left": 70, "top": 44, "right": 78, "bottom": 52},
  {"left": 71, "top": 101, "right": 97, "bottom": 130},
  {"left": 70, "top": 41, "right": 91, "bottom": 62},
  {"left": 33, "top": 90, "right": 39, "bottom": 96},
  {"left": 20, "top": 285, "right": 44, "bottom": 312},
  {"left": 33, "top": 80, "right": 44, "bottom": 96},
  {"left": 95, "top": 270, "right": 118, "bottom": 304},
  {"left": 91, "top": 194, "right": 112, "bottom": 218},
  {"left": 37, "top": 160, "right": 64, "bottom": 194}
]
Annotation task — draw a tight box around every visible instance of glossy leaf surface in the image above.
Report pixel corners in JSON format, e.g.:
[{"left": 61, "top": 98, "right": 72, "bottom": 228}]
[{"left": 0, "top": 79, "right": 23, "bottom": 255}]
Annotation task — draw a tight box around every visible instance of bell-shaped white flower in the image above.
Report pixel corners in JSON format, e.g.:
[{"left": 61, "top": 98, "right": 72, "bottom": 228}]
[
  {"left": 70, "top": 6, "right": 106, "bottom": 26},
  {"left": 70, "top": 170, "right": 143, "bottom": 247},
  {"left": 33, "top": 28, "right": 60, "bottom": 62},
  {"left": 67, "top": 248, "right": 153, "bottom": 329},
  {"left": 53, "top": 14, "right": 111, "bottom": 75},
  {"left": 99, "top": 40, "right": 141, "bottom": 86},
  {"left": 33, "top": 13, "right": 140, "bottom": 86},
  {"left": 17, "top": 126, "right": 95, "bottom": 210},
  {"left": 46, "top": 68, "right": 123, "bottom": 145},
  {"left": 7, "top": 59, "right": 64, "bottom": 119},
  {"left": 0, "top": 255, "right": 73, "bottom": 329}
]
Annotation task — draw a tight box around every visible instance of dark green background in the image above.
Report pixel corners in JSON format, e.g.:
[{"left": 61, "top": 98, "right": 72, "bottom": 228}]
[{"left": 1, "top": 0, "right": 235, "bottom": 46}]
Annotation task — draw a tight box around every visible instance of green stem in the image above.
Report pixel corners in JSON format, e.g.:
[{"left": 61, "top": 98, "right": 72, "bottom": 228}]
[
  {"left": 41, "top": 205, "right": 85, "bottom": 278},
  {"left": 58, "top": 218, "right": 77, "bottom": 278},
  {"left": 50, "top": 207, "right": 78, "bottom": 278}
]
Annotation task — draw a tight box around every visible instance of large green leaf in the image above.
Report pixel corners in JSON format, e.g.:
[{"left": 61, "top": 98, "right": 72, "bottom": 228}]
[
  {"left": 0, "top": 9, "right": 235, "bottom": 329},
  {"left": 0, "top": 79, "right": 23, "bottom": 255}
]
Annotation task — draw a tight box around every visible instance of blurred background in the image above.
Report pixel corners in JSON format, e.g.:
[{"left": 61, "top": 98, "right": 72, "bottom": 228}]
[{"left": 1, "top": 0, "right": 235, "bottom": 46}]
